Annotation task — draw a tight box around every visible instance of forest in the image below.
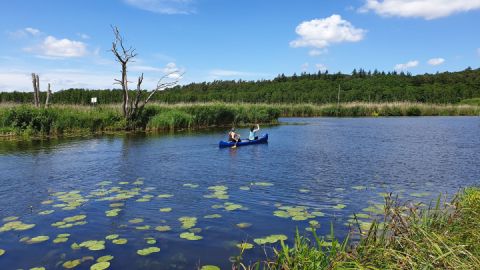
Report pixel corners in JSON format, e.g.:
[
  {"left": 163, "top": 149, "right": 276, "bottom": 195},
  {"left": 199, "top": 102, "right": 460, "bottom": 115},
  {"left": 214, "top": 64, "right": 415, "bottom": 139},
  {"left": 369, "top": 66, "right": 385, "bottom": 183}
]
[{"left": 1, "top": 67, "right": 479, "bottom": 105}]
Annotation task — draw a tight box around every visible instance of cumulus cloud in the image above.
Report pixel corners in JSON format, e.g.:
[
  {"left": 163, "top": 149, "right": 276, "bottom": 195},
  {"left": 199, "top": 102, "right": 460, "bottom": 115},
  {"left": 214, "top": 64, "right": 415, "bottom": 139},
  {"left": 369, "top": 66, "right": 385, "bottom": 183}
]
[
  {"left": 394, "top": 60, "right": 419, "bottom": 71},
  {"left": 124, "top": 0, "right": 195, "bottom": 14},
  {"left": 290, "top": 14, "right": 366, "bottom": 50},
  {"left": 361, "top": 0, "right": 480, "bottom": 20},
  {"left": 315, "top": 64, "right": 328, "bottom": 72},
  {"left": 427, "top": 58, "right": 445, "bottom": 66},
  {"left": 35, "top": 36, "right": 88, "bottom": 58}
]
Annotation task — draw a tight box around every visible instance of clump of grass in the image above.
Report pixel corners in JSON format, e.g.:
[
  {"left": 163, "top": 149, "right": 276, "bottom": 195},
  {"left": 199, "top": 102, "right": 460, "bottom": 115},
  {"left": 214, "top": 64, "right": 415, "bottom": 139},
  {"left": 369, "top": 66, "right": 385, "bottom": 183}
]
[{"left": 237, "top": 188, "right": 480, "bottom": 270}]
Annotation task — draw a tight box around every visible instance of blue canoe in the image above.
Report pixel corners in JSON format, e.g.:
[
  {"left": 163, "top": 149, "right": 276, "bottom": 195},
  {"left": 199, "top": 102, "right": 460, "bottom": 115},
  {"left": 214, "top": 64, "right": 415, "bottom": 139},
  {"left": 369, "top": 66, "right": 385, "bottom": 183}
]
[{"left": 219, "top": 134, "right": 268, "bottom": 148}]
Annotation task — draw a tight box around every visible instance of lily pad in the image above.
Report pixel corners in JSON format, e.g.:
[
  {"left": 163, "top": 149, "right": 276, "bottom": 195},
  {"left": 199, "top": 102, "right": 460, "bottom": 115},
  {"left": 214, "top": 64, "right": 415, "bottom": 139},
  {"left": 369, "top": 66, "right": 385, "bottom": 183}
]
[
  {"left": 2, "top": 216, "right": 18, "bottom": 222},
  {"left": 96, "top": 255, "right": 114, "bottom": 262},
  {"left": 62, "top": 259, "right": 81, "bottom": 269},
  {"left": 155, "top": 225, "right": 171, "bottom": 232},
  {"left": 0, "top": 221, "right": 36, "bottom": 232},
  {"left": 179, "top": 232, "right": 203, "bottom": 241},
  {"left": 0, "top": 249, "right": 5, "bottom": 256},
  {"left": 145, "top": 238, "right": 156, "bottom": 244},
  {"left": 112, "top": 238, "right": 128, "bottom": 245},
  {"left": 333, "top": 204, "right": 346, "bottom": 209},
  {"left": 159, "top": 208, "right": 172, "bottom": 212},
  {"left": 79, "top": 240, "right": 105, "bottom": 251},
  {"left": 239, "top": 186, "right": 250, "bottom": 191},
  {"left": 253, "top": 182, "right": 273, "bottom": 187},
  {"left": 200, "top": 266, "right": 220, "bottom": 270},
  {"left": 178, "top": 216, "right": 197, "bottom": 229},
  {"left": 183, "top": 183, "right": 199, "bottom": 188},
  {"left": 105, "top": 234, "right": 119, "bottom": 240},
  {"left": 90, "top": 262, "right": 110, "bottom": 270},
  {"left": 38, "top": 210, "right": 55, "bottom": 215},
  {"left": 128, "top": 218, "right": 144, "bottom": 224},
  {"left": 204, "top": 214, "right": 222, "bottom": 219},
  {"left": 27, "top": 235, "right": 50, "bottom": 244},
  {"left": 135, "top": 225, "right": 151, "bottom": 230},
  {"left": 273, "top": 210, "right": 290, "bottom": 218},
  {"left": 157, "top": 194, "right": 173, "bottom": 199},
  {"left": 53, "top": 237, "right": 69, "bottom": 243},
  {"left": 30, "top": 267, "right": 46, "bottom": 270},
  {"left": 137, "top": 247, "right": 160, "bottom": 256},
  {"left": 254, "top": 234, "right": 287, "bottom": 245}
]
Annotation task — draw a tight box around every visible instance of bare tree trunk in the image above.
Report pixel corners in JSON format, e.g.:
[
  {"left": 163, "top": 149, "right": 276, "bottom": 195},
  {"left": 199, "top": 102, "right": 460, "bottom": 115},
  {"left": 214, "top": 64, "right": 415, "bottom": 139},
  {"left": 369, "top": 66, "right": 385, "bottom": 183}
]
[
  {"left": 45, "top": 83, "right": 52, "bottom": 107},
  {"left": 32, "top": 73, "right": 38, "bottom": 107},
  {"left": 121, "top": 62, "right": 129, "bottom": 117},
  {"left": 35, "top": 74, "right": 40, "bottom": 106}
]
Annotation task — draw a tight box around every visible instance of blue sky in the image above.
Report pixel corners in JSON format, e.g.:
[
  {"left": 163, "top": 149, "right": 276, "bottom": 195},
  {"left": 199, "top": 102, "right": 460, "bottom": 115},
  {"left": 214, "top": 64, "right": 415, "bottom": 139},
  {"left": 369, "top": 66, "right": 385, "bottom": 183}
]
[{"left": 0, "top": 0, "right": 479, "bottom": 91}]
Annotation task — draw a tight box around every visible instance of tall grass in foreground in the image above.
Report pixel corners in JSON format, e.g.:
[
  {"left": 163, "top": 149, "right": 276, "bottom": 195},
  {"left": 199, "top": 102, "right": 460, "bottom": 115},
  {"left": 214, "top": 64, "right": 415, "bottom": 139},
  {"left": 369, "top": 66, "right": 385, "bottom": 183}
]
[{"left": 236, "top": 188, "right": 480, "bottom": 270}]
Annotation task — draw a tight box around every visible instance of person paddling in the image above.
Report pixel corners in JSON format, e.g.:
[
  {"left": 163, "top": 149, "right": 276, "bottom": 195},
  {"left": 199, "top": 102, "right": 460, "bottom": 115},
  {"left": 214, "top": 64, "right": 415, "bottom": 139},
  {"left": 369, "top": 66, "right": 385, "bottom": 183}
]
[
  {"left": 228, "top": 128, "right": 241, "bottom": 148},
  {"left": 249, "top": 124, "right": 260, "bottom": 140}
]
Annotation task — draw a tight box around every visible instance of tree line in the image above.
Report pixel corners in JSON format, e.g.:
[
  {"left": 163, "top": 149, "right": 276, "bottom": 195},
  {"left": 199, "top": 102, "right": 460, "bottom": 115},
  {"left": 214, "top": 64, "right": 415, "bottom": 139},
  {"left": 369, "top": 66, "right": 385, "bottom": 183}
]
[{"left": 1, "top": 67, "right": 479, "bottom": 105}]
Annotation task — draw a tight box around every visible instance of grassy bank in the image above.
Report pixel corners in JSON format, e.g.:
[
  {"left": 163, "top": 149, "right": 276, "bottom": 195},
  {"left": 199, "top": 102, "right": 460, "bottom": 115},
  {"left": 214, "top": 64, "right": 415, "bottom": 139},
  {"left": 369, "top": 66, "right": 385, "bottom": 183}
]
[
  {"left": 241, "top": 187, "right": 480, "bottom": 269},
  {"left": 0, "top": 103, "right": 280, "bottom": 138},
  {"left": 1, "top": 102, "right": 479, "bottom": 138}
]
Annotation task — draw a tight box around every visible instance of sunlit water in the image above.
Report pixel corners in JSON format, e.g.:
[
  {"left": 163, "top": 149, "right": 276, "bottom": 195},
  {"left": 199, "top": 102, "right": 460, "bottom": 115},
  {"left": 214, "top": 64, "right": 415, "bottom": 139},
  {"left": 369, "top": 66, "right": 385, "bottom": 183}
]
[{"left": 0, "top": 117, "right": 479, "bottom": 269}]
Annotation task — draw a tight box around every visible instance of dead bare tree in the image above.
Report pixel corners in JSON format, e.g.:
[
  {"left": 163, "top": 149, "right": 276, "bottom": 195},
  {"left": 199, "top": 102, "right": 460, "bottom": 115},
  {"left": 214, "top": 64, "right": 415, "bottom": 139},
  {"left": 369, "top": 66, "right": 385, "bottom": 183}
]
[
  {"left": 31, "top": 73, "right": 40, "bottom": 107},
  {"left": 110, "top": 26, "right": 182, "bottom": 127},
  {"left": 45, "top": 83, "right": 52, "bottom": 107}
]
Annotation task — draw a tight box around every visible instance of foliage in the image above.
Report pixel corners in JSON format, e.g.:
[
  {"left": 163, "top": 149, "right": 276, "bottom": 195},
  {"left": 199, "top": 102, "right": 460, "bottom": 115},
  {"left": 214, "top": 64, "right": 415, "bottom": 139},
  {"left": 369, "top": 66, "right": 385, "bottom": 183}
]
[
  {"left": 2, "top": 68, "right": 479, "bottom": 105},
  {"left": 237, "top": 188, "right": 480, "bottom": 270}
]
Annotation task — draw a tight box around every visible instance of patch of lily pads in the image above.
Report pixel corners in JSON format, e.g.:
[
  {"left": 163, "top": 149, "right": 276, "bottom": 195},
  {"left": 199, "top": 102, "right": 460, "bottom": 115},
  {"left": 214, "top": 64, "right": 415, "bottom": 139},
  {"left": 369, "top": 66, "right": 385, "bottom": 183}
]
[
  {"left": 253, "top": 234, "right": 287, "bottom": 245},
  {"left": 204, "top": 185, "right": 229, "bottom": 200},
  {"left": 137, "top": 246, "right": 160, "bottom": 256}
]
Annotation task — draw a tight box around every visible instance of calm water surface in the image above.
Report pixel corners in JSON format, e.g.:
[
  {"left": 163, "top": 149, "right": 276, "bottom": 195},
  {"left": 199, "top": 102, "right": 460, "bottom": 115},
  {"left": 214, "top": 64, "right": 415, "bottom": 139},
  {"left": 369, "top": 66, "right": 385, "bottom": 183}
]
[{"left": 0, "top": 117, "right": 479, "bottom": 269}]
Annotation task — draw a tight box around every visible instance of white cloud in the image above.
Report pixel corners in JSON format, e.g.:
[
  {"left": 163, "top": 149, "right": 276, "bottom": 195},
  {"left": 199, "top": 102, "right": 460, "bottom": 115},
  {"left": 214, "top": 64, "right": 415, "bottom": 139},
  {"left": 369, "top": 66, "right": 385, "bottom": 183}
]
[
  {"left": 427, "top": 57, "right": 445, "bottom": 66},
  {"left": 26, "top": 36, "right": 88, "bottom": 58},
  {"left": 8, "top": 27, "right": 42, "bottom": 39},
  {"left": 308, "top": 49, "right": 328, "bottom": 56},
  {"left": 394, "top": 60, "right": 419, "bottom": 71},
  {"left": 124, "top": 0, "right": 195, "bottom": 14},
  {"left": 361, "top": 0, "right": 480, "bottom": 20},
  {"left": 130, "top": 65, "right": 164, "bottom": 72},
  {"left": 315, "top": 64, "right": 328, "bottom": 72},
  {"left": 290, "top": 14, "right": 366, "bottom": 50},
  {"left": 24, "top": 27, "right": 41, "bottom": 36}
]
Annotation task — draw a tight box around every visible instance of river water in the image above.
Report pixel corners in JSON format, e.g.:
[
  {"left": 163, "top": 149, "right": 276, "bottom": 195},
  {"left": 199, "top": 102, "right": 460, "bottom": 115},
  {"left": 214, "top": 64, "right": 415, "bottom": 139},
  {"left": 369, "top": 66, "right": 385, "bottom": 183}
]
[{"left": 0, "top": 117, "right": 479, "bottom": 269}]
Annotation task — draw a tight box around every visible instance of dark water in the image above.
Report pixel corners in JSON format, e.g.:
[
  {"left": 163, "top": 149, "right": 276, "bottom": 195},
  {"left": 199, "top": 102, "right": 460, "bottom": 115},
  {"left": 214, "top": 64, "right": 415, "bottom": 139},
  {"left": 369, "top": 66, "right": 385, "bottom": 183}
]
[{"left": 0, "top": 117, "right": 479, "bottom": 269}]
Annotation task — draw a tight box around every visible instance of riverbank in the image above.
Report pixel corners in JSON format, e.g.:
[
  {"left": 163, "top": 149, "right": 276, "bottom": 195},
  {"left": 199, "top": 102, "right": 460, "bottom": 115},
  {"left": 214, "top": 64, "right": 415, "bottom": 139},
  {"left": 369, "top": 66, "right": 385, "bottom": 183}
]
[
  {"left": 0, "top": 102, "right": 479, "bottom": 139},
  {"left": 243, "top": 187, "right": 480, "bottom": 269}
]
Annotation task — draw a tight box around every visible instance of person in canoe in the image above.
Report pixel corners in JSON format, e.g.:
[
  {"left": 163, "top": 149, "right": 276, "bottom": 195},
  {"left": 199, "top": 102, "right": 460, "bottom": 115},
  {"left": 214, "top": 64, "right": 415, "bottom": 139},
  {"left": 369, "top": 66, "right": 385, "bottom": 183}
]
[
  {"left": 228, "top": 128, "right": 241, "bottom": 143},
  {"left": 249, "top": 124, "right": 260, "bottom": 140}
]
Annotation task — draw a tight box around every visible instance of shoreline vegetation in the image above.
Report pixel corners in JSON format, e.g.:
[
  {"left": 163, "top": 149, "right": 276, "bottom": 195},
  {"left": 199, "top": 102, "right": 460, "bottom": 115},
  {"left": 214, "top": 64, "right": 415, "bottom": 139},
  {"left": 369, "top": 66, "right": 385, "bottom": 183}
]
[
  {"left": 237, "top": 187, "right": 480, "bottom": 270},
  {"left": 0, "top": 102, "right": 479, "bottom": 139}
]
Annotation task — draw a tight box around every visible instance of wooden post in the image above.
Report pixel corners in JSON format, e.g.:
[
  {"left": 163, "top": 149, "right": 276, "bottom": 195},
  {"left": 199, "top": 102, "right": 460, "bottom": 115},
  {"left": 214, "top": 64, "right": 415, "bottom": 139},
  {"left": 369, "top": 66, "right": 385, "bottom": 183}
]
[
  {"left": 45, "top": 83, "right": 51, "bottom": 107},
  {"left": 32, "top": 73, "right": 38, "bottom": 107},
  {"left": 35, "top": 74, "right": 40, "bottom": 106}
]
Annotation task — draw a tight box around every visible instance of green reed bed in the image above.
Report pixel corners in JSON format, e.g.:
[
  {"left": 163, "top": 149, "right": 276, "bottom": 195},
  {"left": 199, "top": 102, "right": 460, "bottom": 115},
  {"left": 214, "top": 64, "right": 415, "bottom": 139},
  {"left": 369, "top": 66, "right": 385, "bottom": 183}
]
[
  {"left": 239, "top": 187, "right": 480, "bottom": 270},
  {"left": 275, "top": 102, "right": 480, "bottom": 117},
  {"left": 0, "top": 103, "right": 280, "bottom": 137},
  {"left": 1, "top": 102, "right": 478, "bottom": 138}
]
